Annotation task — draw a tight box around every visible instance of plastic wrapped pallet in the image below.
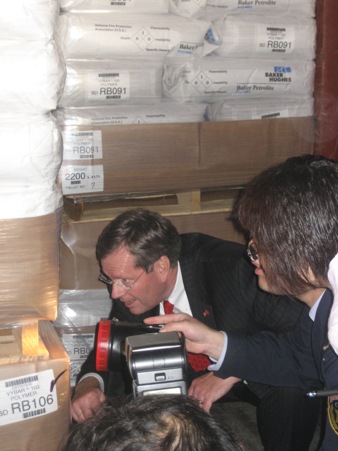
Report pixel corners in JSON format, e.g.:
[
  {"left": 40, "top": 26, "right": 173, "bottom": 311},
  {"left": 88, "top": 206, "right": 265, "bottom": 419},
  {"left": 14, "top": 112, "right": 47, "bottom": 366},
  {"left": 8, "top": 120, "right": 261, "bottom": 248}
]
[
  {"left": 54, "top": 289, "right": 112, "bottom": 386},
  {"left": 55, "top": 102, "right": 207, "bottom": 126},
  {"left": 0, "top": 114, "right": 62, "bottom": 187},
  {"left": 61, "top": 0, "right": 169, "bottom": 13},
  {"left": 163, "top": 57, "right": 315, "bottom": 103},
  {"left": 58, "top": 59, "right": 163, "bottom": 108},
  {"left": 169, "top": 0, "right": 316, "bottom": 19},
  {"left": 0, "top": 0, "right": 59, "bottom": 40},
  {"left": 0, "top": 40, "right": 65, "bottom": 115},
  {"left": 205, "top": 97, "right": 314, "bottom": 121},
  {"left": 58, "top": 12, "right": 217, "bottom": 60},
  {"left": 169, "top": 0, "right": 208, "bottom": 19},
  {"left": 205, "top": 0, "right": 316, "bottom": 19},
  {"left": 212, "top": 15, "right": 316, "bottom": 60},
  {"left": 0, "top": 320, "right": 70, "bottom": 451},
  {"left": 0, "top": 186, "right": 62, "bottom": 323}
]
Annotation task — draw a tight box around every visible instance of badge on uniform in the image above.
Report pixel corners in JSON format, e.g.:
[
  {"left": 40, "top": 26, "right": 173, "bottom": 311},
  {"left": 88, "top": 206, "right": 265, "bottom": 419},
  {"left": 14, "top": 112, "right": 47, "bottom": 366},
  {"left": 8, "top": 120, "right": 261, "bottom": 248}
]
[{"left": 328, "top": 395, "right": 338, "bottom": 436}]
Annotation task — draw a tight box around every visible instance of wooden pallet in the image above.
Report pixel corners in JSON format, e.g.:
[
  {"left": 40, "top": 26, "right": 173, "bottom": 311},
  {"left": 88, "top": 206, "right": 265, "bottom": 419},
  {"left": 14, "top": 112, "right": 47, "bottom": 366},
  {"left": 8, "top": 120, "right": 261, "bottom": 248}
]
[
  {"left": 0, "top": 322, "right": 49, "bottom": 365},
  {"left": 63, "top": 187, "right": 243, "bottom": 222}
]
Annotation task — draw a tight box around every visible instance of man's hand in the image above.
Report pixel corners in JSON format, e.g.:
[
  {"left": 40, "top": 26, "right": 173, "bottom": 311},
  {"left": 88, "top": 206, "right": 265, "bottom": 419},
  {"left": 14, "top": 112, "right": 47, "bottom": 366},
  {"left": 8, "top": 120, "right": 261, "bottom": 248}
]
[
  {"left": 71, "top": 377, "right": 106, "bottom": 423},
  {"left": 144, "top": 313, "right": 224, "bottom": 360},
  {"left": 189, "top": 373, "right": 241, "bottom": 413}
]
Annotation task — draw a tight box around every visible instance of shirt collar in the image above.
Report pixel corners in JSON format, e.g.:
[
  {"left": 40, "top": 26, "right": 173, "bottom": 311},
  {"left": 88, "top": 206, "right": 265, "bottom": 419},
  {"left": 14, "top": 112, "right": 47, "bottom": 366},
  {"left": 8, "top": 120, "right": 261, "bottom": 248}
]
[{"left": 309, "top": 290, "right": 326, "bottom": 321}]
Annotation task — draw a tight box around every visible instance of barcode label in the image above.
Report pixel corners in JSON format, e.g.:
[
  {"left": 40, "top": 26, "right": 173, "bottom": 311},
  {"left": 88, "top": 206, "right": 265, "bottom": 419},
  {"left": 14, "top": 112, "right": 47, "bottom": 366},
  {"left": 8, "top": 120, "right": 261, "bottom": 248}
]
[
  {"left": 23, "top": 408, "right": 46, "bottom": 419},
  {"left": 0, "top": 369, "right": 58, "bottom": 426},
  {"left": 5, "top": 375, "right": 38, "bottom": 388}
]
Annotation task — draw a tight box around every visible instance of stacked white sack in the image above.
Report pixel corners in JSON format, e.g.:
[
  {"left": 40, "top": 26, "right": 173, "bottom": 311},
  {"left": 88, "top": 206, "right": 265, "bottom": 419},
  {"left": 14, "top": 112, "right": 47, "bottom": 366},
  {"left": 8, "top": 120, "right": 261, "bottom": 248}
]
[
  {"left": 0, "top": 185, "right": 62, "bottom": 220},
  {"left": 163, "top": 58, "right": 315, "bottom": 102},
  {"left": 205, "top": 97, "right": 313, "bottom": 121},
  {"left": 170, "top": 0, "right": 315, "bottom": 20},
  {"left": 58, "top": 12, "right": 217, "bottom": 60},
  {"left": 205, "top": 0, "right": 316, "bottom": 19},
  {"left": 0, "top": 40, "right": 65, "bottom": 115},
  {"left": 60, "top": 0, "right": 169, "bottom": 13},
  {"left": 0, "top": 115, "right": 62, "bottom": 187},
  {"left": 0, "top": 0, "right": 59, "bottom": 40},
  {"left": 212, "top": 15, "right": 316, "bottom": 60},
  {"left": 55, "top": 103, "right": 207, "bottom": 126},
  {"left": 58, "top": 59, "right": 163, "bottom": 108}
]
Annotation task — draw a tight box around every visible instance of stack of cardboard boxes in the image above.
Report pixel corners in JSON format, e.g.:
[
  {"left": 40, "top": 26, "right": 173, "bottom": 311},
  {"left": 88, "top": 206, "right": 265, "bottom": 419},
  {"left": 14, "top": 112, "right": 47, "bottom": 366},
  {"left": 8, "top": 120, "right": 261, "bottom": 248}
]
[{"left": 0, "top": 1, "right": 70, "bottom": 449}]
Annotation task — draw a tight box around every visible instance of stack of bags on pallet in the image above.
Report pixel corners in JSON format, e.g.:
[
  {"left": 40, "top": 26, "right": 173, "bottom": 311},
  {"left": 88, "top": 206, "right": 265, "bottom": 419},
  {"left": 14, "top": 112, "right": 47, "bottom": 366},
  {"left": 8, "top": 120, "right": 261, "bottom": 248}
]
[
  {"left": 0, "top": 1, "right": 70, "bottom": 450},
  {"left": 168, "top": 0, "right": 316, "bottom": 119},
  {"left": 55, "top": 0, "right": 316, "bottom": 200},
  {"left": 56, "top": 0, "right": 216, "bottom": 199}
]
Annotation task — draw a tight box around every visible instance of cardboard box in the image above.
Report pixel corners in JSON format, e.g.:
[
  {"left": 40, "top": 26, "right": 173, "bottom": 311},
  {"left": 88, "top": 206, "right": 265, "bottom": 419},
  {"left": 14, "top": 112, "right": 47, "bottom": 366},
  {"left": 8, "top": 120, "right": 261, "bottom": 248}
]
[
  {"left": 60, "top": 117, "right": 314, "bottom": 198},
  {"left": 0, "top": 210, "right": 62, "bottom": 323},
  {"left": 0, "top": 321, "right": 70, "bottom": 451}
]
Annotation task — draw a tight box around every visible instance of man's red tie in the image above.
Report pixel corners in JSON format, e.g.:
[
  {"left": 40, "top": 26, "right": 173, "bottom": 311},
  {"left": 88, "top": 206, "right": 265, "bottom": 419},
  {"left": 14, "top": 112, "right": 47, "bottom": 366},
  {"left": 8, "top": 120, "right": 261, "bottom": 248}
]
[{"left": 163, "top": 300, "right": 211, "bottom": 372}]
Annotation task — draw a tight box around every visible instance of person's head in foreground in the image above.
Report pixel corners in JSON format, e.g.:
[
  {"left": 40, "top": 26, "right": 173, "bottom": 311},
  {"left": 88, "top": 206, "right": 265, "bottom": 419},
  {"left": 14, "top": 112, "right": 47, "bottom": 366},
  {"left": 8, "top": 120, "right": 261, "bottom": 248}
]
[
  {"left": 237, "top": 154, "right": 338, "bottom": 298},
  {"left": 63, "top": 394, "right": 242, "bottom": 451}
]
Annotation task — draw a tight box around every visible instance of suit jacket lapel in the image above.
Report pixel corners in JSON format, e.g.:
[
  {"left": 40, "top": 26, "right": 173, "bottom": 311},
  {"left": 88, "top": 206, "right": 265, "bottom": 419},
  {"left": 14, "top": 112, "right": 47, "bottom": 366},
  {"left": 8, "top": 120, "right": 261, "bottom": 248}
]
[
  {"left": 180, "top": 254, "right": 217, "bottom": 329},
  {"left": 311, "top": 290, "right": 333, "bottom": 378}
]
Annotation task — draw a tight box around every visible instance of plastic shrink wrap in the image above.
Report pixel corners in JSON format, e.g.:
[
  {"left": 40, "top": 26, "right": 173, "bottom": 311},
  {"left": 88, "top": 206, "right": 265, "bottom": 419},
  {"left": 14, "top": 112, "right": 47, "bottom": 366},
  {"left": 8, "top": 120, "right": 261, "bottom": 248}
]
[
  {"left": 54, "top": 289, "right": 112, "bottom": 385},
  {"left": 206, "top": 97, "right": 313, "bottom": 121},
  {"left": 163, "top": 57, "right": 315, "bottom": 102},
  {"left": 0, "top": 40, "right": 65, "bottom": 115},
  {"left": 213, "top": 15, "right": 316, "bottom": 60},
  {"left": 170, "top": 0, "right": 316, "bottom": 19},
  {"left": 58, "top": 12, "right": 217, "bottom": 60},
  {"left": 0, "top": 321, "right": 70, "bottom": 451},
  {"left": 0, "top": 0, "right": 59, "bottom": 40},
  {"left": 55, "top": 103, "right": 207, "bottom": 126},
  {"left": 0, "top": 114, "right": 62, "bottom": 187},
  {"left": 59, "top": 59, "right": 163, "bottom": 108},
  {"left": 0, "top": 187, "right": 62, "bottom": 323},
  {"left": 61, "top": 0, "right": 169, "bottom": 13}
]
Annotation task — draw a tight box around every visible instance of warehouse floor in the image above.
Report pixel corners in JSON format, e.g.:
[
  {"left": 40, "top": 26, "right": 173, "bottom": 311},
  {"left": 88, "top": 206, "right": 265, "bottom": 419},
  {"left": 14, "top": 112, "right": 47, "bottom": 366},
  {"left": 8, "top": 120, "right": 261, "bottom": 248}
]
[{"left": 211, "top": 400, "right": 323, "bottom": 450}]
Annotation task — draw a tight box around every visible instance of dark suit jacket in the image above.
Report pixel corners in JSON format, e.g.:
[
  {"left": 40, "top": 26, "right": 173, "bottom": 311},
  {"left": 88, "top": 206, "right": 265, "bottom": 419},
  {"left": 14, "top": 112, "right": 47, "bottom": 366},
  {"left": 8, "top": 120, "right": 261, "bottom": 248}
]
[{"left": 78, "top": 233, "right": 303, "bottom": 394}]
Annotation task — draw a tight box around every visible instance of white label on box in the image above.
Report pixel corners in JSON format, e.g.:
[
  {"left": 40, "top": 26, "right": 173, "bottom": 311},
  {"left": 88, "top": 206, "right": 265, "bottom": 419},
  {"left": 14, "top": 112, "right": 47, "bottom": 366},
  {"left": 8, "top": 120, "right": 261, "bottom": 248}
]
[
  {"left": 87, "top": 72, "right": 130, "bottom": 103},
  {"left": 0, "top": 369, "right": 59, "bottom": 426},
  {"left": 256, "top": 24, "right": 295, "bottom": 55},
  {"left": 61, "top": 164, "right": 104, "bottom": 194},
  {"left": 61, "top": 333, "right": 95, "bottom": 386},
  {"left": 62, "top": 130, "right": 103, "bottom": 160}
]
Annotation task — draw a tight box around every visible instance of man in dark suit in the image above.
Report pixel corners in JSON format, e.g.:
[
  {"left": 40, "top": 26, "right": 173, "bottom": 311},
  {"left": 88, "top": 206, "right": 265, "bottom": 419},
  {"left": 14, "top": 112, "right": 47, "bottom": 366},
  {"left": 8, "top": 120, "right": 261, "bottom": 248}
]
[{"left": 71, "top": 208, "right": 320, "bottom": 450}]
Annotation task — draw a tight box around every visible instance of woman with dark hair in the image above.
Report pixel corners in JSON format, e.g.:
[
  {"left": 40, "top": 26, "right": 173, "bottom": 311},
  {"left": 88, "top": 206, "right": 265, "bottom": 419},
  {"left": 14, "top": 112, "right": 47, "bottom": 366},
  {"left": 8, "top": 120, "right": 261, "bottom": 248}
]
[{"left": 146, "top": 154, "right": 338, "bottom": 450}]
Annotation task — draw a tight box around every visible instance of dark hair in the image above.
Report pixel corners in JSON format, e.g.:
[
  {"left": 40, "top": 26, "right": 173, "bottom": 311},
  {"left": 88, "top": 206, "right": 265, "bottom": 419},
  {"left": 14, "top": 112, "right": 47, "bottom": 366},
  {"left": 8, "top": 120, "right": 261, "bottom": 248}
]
[
  {"left": 96, "top": 209, "right": 181, "bottom": 271},
  {"left": 236, "top": 154, "right": 338, "bottom": 295},
  {"left": 63, "top": 395, "right": 242, "bottom": 451}
]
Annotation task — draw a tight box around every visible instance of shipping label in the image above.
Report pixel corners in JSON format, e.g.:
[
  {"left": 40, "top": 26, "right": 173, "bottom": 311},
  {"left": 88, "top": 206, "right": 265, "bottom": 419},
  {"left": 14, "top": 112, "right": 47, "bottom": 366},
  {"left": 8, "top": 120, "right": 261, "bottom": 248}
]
[
  {"left": 86, "top": 72, "right": 130, "bottom": 103},
  {"left": 0, "top": 369, "right": 59, "bottom": 426},
  {"left": 62, "top": 130, "right": 103, "bottom": 160},
  {"left": 61, "top": 164, "right": 104, "bottom": 195}
]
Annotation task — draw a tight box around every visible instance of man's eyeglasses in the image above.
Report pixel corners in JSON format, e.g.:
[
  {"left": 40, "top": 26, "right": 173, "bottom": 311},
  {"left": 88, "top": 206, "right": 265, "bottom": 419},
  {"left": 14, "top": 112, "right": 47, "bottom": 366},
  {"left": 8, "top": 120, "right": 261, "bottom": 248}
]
[
  {"left": 98, "top": 270, "right": 145, "bottom": 291},
  {"left": 247, "top": 241, "right": 259, "bottom": 263}
]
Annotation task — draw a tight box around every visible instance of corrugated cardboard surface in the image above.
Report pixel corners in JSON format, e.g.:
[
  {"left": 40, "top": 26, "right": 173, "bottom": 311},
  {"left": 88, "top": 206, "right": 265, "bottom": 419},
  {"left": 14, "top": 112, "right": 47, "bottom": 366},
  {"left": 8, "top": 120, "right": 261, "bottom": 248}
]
[
  {"left": 0, "top": 321, "right": 70, "bottom": 451},
  {"left": 61, "top": 117, "right": 314, "bottom": 197},
  {"left": 0, "top": 210, "right": 62, "bottom": 323}
]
